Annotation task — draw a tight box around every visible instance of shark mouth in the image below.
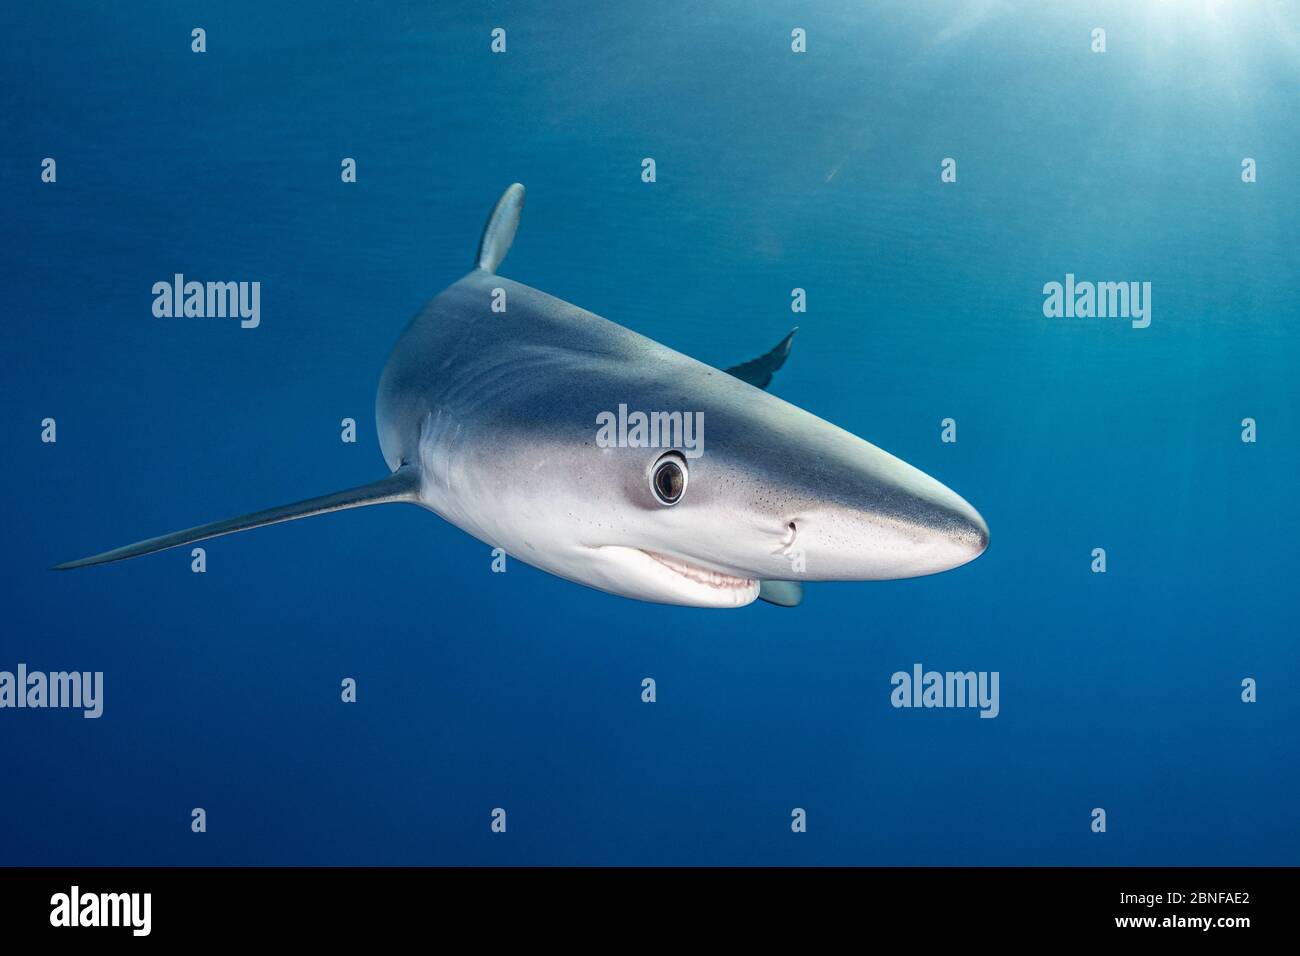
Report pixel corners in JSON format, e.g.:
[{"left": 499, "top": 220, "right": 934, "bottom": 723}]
[
  {"left": 590, "top": 545, "right": 760, "bottom": 607},
  {"left": 641, "top": 550, "right": 756, "bottom": 592}
]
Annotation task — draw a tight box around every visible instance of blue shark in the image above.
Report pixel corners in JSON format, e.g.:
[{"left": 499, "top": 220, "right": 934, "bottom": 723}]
[{"left": 55, "top": 184, "right": 989, "bottom": 608}]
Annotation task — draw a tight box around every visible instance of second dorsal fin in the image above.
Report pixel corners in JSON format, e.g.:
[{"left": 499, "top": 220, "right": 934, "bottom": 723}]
[
  {"left": 475, "top": 183, "right": 525, "bottom": 273},
  {"left": 724, "top": 327, "right": 798, "bottom": 391}
]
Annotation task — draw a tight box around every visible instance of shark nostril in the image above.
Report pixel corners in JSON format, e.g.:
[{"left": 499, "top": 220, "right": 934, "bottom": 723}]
[{"left": 782, "top": 520, "right": 799, "bottom": 551}]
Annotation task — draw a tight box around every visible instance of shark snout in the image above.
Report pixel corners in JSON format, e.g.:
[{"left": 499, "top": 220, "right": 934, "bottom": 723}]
[
  {"left": 922, "top": 495, "right": 989, "bottom": 569},
  {"left": 773, "top": 453, "right": 988, "bottom": 582},
  {"left": 790, "top": 489, "right": 987, "bottom": 580}
]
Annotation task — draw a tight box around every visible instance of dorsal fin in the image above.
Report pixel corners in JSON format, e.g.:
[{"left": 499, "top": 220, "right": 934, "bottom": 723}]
[
  {"left": 724, "top": 327, "right": 798, "bottom": 390},
  {"left": 475, "top": 183, "right": 525, "bottom": 273}
]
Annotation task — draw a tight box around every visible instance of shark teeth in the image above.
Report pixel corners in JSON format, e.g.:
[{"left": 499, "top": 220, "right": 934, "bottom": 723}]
[{"left": 641, "top": 551, "right": 754, "bottom": 590}]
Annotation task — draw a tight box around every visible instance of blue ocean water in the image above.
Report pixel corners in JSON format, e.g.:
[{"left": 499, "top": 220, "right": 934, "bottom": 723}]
[{"left": 1, "top": 1, "right": 1296, "bottom": 865}]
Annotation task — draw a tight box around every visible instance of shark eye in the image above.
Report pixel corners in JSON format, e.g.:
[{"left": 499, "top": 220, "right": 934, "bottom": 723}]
[{"left": 650, "top": 453, "right": 687, "bottom": 506}]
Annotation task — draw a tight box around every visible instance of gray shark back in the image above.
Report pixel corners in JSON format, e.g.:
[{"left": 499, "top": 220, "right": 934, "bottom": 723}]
[{"left": 376, "top": 271, "right": 686, "bottom": 472}]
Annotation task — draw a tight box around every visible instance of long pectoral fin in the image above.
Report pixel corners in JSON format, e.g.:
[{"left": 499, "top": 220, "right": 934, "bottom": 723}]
[
  {"left": 724, "top": 327, "right": 798, "bottom": 391},
  {"left": 52, "top": 465, "right": 422, "bottom": 570},
  {"left": 758, "top": 580, "right": 803, "bottom": 607}
]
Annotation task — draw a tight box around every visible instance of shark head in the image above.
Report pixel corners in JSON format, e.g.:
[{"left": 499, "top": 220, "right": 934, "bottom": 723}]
[{"left": 574, "top": 386, "right": 989, "bottom": 608}]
